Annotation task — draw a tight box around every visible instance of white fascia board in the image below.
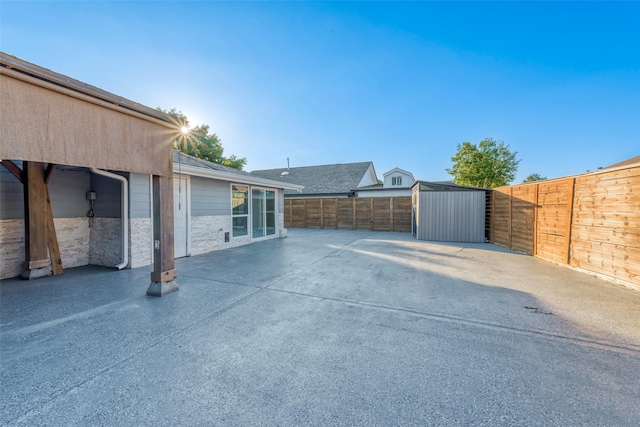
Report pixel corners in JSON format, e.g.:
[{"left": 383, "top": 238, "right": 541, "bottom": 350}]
[{"left": 174, "top": 164, "right": 304, "bottom": 191}]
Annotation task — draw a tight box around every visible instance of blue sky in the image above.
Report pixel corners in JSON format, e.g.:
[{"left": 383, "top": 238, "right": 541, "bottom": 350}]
[{"left": 2, "top": 1, "right": 638, "bottom": 182}]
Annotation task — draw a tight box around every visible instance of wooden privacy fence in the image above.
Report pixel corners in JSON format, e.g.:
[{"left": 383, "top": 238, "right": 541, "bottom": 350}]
[
  {"left": 284, "top": 197, "right": 412, "bottom": 232},
  {"left": 490, "top": 164, "right": 640, "bottom": 286}
]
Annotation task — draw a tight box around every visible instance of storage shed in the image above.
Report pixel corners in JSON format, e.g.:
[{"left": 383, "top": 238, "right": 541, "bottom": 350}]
[{"left": 411, "top": 181, "right": 487, "bottom": 243}]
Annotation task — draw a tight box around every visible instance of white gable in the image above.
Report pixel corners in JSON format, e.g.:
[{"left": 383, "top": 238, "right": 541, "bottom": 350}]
[{"left": 383, "top": 167, "right": 414, "bottom": 188}]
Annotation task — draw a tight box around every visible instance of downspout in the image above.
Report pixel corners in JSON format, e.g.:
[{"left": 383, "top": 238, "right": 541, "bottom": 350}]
[{"left": 90, "top": 168, "right": 129, "bottom": 270}]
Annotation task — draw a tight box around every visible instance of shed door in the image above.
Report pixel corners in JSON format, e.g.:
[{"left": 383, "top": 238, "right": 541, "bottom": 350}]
[{"left": 174, "top": 177, "right": 188, "bottom": 258}]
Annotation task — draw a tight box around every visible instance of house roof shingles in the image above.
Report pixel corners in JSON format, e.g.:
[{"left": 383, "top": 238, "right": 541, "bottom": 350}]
[
  {"left": 173, "top": 150, "right": 255, "bottom": 177},
  {"left": 251, "top": 162, "right": 374, "bottom": 195}
]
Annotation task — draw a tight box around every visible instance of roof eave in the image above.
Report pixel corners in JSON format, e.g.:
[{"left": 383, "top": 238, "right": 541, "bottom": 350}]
[{"left": 174, "top": 163, "right": 304, "bottom": 191}]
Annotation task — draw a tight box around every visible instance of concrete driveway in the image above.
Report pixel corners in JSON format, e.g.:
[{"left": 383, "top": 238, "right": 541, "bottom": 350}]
[{"left": 1, "top": 229, "right": 639, "bottom": 426}]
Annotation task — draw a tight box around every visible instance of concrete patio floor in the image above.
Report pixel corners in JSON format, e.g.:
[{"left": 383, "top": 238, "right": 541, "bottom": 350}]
[{"left": 1, "top": 229, "right": 639, "bottom": 426}]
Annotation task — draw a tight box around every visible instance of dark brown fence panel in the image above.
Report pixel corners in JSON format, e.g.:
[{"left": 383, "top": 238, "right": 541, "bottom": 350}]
[
  {"left": 489, "top": 164, "right": 639, "bottom": 287},
  {"left": 323, "top": 198, "right": 338, "bottom": 229},
  {"left": 372, "top": 197, "right": 391, "bottom": 231},
  {"left": 284, "top": 196, "right": 412, "bottom": 233},
  {"left": 306, "top": 199, "right": 322, "bottom": 229},
  {"left": 354, "top": 198, "right": 372, "bottom": 230},
  {"left": 392, "top": 197, "right": 412, "bottom": 232},
  {"left": 291, "top": 199, "right": 307, "bottom": 229},
  {"left": 337, "top": 198, "right": 354, "bottom": 229}
]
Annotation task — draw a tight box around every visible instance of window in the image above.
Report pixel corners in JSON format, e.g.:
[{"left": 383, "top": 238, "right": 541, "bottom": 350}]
[
  {"left": 232, "top": 185, "right": 248, "bottom": 237},
  {"left": 392, "top": 176, "right": 402, "bottom": 186},
  {"left": 233, "top": 185, "right": 277, "bottom": 239}
]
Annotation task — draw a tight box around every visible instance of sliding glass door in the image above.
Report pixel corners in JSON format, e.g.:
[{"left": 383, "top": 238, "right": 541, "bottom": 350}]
[{"left": 252, "top": 189, "right": 276, "bottom": 239}]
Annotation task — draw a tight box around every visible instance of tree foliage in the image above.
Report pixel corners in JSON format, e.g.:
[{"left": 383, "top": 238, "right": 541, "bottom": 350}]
[
  {"left": 446, "top": 138, "right": 520, "bottom": 188},
  {"left": 159, "top": 108, "right": 247, "bottom": 171},
  {"left": 522, "top": 173, "right": 547, "bottom": 183}
]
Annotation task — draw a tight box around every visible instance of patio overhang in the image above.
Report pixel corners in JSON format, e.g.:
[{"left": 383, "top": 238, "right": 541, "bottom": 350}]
[{"left": 0, "top": 52, "right": 179, "bottom": 295}]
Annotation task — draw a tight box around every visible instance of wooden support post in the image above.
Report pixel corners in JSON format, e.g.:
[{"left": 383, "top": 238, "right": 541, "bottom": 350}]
[
  {"left": 390, "top": 197, "right": 394, "bottom": 232},
  {"left": 335, "top": 199, "right": 339, "bottom": 230},
  {"left": 44, "top": 172, "right": 63, "bottom": 275},
  {"left": 533, "top": 184, "right": 539, "bottom": 256},
  {"left": 147, "top": 174, "right": 179, "bottom": 296},
  {"left": 320, "top": 198, "right": 324, "bottom": 229},
  {"left": 564, "top": 178, "right": 576, "bottom": 265},
  {"left": 21, "top": 161, "right": 52, "bottom": 279}
]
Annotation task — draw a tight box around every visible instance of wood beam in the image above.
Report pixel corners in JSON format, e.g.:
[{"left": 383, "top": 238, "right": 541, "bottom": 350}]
[
  {"left": 22, "top": 161, "right": 52, "bottom": 279},
  {"left": 1, "top": 160, "right": 23, "bottom": 182},
  {"left": 147, "top": 174, "right": 178, "bottom": 296},
  {"left": 44, "top": 168, "right": 63, "bottom": 275},
  {"left": 44, "top": 163, "right": 54, "bottom": 184}
]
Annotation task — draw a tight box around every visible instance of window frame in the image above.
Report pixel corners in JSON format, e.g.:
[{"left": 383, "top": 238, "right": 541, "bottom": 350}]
[
  {"left": 231, "top": 184, "right": 249, "bottom": 238},
  {"left": 230, "top": 184, "right": 278, "bottom": 240}
]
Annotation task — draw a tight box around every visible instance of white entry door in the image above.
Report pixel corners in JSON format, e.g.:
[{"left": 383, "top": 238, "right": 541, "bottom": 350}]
[{"left": 173, "top": 177, "right": 188, "bottom": 258}]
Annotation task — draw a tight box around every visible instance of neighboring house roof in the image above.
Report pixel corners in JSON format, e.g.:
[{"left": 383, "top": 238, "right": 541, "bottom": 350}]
[
  {"left": 251, "top": 162, "right": 376, "bottom": 195},
  {"left": 601, "top": 155, "right": 640, "bottom": 170},
  {"left": 173, "top": 151, "right": 304, "bottom": 191}
]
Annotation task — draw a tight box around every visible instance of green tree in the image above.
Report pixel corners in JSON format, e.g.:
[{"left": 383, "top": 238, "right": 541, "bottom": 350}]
[
  {"left": 159, "top": 108, "right": 247, "bottom": 170},
  {"left": 522, "top": 173, "right": 547, "bottom": 183},
  {"left": 446, "top": 138, "right": 520, "bottom": 188}
]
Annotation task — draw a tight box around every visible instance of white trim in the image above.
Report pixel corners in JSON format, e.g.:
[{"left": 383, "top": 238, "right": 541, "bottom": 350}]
[
  {"left": 173, "top": 175, "right": 191, "bottom": 257},
  {"left": 230, "top": 184, "right": 250, "bottom": 239},
  {"left": 149, "top": 174, "right": 154, "bottom": 264},
  {"left": 175, "top": 164, "right": 304, "bottom": 191}
]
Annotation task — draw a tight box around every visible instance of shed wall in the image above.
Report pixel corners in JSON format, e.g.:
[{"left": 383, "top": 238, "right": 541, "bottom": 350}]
[{"left": 416, "top": 191, "right": 486, "bottom": 242}]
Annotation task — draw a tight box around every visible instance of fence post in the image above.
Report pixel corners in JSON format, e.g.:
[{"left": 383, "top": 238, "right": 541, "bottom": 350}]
[
  {"left": 320, "top": 198, "right": 324, "bottom": 229},
  {"left": 564, "top": 178, "right": 576, "bottom": 264},
  {"left": 508, "top": 187, "right": 513, "bottom": 249},
  {"left": 352, "top": 198, "right": 356, "bottom": 230},
  {"left": 390, "top": 197, "right": 394, "bottom": 232},
  {"left": 289, "top": 200, "right": 293, "bottom": 228},
  {"left": 304, "top": 199, "right": 308, "bottom": 228},
  {"left": 533, "top": 184, "right": 539, "bottom": 255},
  {"left": 370, "top": 198, "right": 374, "bottom": 230}
]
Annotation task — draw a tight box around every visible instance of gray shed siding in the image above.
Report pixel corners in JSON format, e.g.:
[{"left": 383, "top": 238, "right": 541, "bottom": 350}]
[
  {"left": 190, "top": 177, "right": 230, "bottom": 217},
  {"left": 416, "top": 191, "right": 486, "bottom": 243}
]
